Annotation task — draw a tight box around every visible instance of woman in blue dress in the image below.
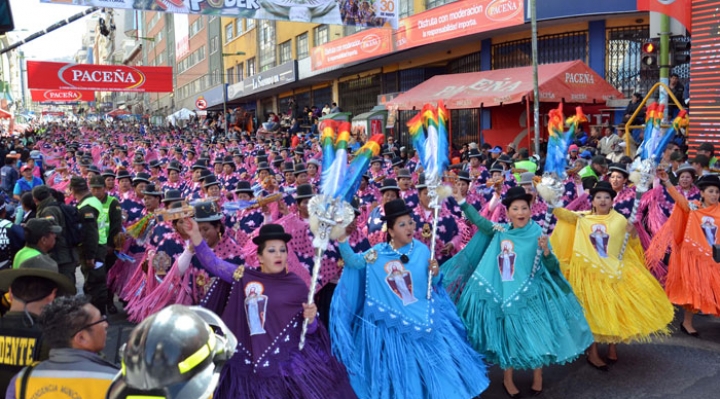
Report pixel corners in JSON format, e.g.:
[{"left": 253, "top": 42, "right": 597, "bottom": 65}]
[
  {"left": 333, "top": 199, "right": 488, "bottom": 399},
  {"left": 442, "top": 187, "right": 593, "bottom": 397}
]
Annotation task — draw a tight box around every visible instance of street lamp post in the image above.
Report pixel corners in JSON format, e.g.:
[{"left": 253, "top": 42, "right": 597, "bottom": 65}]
[{"left": 221, "top": 51, "right": 245, "bottom": 137}]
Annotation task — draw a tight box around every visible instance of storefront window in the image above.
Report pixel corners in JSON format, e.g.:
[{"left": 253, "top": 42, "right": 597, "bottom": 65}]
[{"left": 338, "top": 75, "right": 381, "bottom": 117}]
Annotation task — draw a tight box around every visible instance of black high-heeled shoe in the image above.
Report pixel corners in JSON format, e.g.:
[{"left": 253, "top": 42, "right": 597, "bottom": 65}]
[
  {"left": 504, "top": 383, "right": 524, "bottom": 398},
  {"left": 680, "top": 324, "right": 700, "bottom": 338},
  {"left": 530, "top": 388, "right": 543, "bottom": 396},
  {"left": 586, "top": 357, "right": 609, "bottom": 372}
]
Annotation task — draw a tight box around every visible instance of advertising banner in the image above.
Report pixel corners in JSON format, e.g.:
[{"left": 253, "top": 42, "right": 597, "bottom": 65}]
[
  {"left": 636, "top": 0, "right": 691, "bottom": 32},
  {"left": 39, "top": 0, "right": 398, "bottom": 29},
  {"left": 30, "top": 89, "right": 95, "bottom": 103},
  {"left": 311, "top": 28, "right": 392, "bottom": 71},
  {"left": 396, "top": 0, "right": 524, "bottom": 51},
  {"left": 174, "top": 14, "right": 190, "bottom": 61},
  {"left": 27, "top": 61, "right": 174, "bottom": 93}
]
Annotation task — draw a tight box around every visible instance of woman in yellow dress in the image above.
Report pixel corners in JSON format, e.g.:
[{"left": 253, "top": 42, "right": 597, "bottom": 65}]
[{"left": 551, "top": 181, "right": 674, "bottom": 371}]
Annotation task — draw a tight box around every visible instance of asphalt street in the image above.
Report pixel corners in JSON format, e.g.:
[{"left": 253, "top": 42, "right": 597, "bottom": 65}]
[{"left": 102, "top": 299, "right": 720, "bottom": 399}]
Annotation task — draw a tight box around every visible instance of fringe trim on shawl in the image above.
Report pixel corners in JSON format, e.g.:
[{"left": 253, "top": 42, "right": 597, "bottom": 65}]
[
  {"left": 331, "top": 281, "right": 488, "bottom": 399},
  {"left": 563, "top": 252, "right": 674, "bottom": 344},
  {"left": 457, "top": 270, "right": 592, "bottom": 370},
  {"left": 665, "top": 240, "right": 720, "bottom": 316},
  {"left": 213, "top": 326, "right": 356, "bottom": 399}
]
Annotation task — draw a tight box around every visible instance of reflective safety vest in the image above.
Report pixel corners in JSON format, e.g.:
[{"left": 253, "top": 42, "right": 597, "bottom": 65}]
[
  {"left": 78, "top": 196, "right": 106, "bottom": 245},
  {"left": 578, "top": 165, "right": 598, "bottom": 180},
  {"left": 513, "top": 159, "right": 538, "bottom": 181},
  {"left": 99, "top": 195, "right": 119, "bottom": 248},
  {"left": 12, "top": 247, "right": 41, "bottom": 269}
]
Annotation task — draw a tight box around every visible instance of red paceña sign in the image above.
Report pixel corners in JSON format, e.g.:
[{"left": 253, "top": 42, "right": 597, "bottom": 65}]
[
  {"left": 30, "top": 89, "right": 95, "bottom": 103},
  {"left": 27, "top": 61, "right": 173, "bottom": 93}
]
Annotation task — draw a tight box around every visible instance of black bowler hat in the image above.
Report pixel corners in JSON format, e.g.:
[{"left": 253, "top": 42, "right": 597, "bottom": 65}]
[
  {"left": 87, "top": 165, "right": 101, "bottom": 175},
  {"left": 116, "top": 169, "right": 132, "bottom": 181},
  {"left": 203, "top": 175, "right": 221, "bottom": 188},
  {"left": 222, "top": 156, "right": 235, "bottom": 166},
  {"left": 252, "top": 224, "right": 292, "bottom": 245},
  {"left": 193, "top": 201, "right": 223, "bottom": 223},
  {"left": 497, "top": 154, "right": 513, "bottom": 164},
  {"left": 457, "top": 170, "right": 472, "bottom": 182},
  {"left": 282, "top": 161, "right": 295, "bottom": 173},
  {"left": 502, "top": 186, "right": 533, "bottom": 208},
  {"left": 468, "top": 149, "right": 482, "bottom": 159},
  {"left": 381, "top": 199, "right": 412, "bottom": 221},
  {"left": 191, "top": 161, "right": 207, "bottom": 171},
  {"left": 489, "top": 161, "right": 505, "bottom": 174},
  {"left": 696, "top": 174, "right": 720, "bottom": 190},
  {"left": 162, "top": 189, "right": 183, "bottom": 203},
  {"left": 607, "top": 163, "right": 629, "bottom": 178},
  {"left": 295, "top": 184, "right": 314, "bottom": 200},
  {"left": 101, "top": 169, "right": 116, "bottom": 179},
  {"left": 167, "top": 161, "right": 182, "bottom": 172},
  {"left": 256, "top": 162, "right": 271, "bottom": 172},
  {"left": 141, "top": 184, "right": 163, "bottom": 197},
  {"left": 391, "top": 157, "right": 403, "bottom": 167},
  {"left": 233, "top": 181, "right": 254, "bottom": 195},
  {"left": 149, "top": 160, "right": 162, "bottom": 169},
  {"left": 293, "top": 163, "right": 307, "bottom": 176},
  {"left": 415, "top": 174, "right": 427, "bottom": 190},
  {"left": 379, "top": 178, "right": 400, "bottom": 192},
  {"left": 133, "top": 172, "right": 151, "bottom": 185},
  {"left": 589, "top": 181, "right": 617, "bottom": 200}
]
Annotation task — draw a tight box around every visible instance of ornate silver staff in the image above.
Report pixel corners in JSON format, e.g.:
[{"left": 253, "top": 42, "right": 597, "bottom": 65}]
[
  {"left": 426, "top": 175, "right": 443, "bottom": 299},
  {"left": 299, "top": 194, "right": 354, "bottom": 350},
  {"left": 617, "top": 159, "right": 654, "bottom": 261}
]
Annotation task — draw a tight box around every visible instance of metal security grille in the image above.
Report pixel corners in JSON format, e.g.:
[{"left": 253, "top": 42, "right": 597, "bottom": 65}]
[
  {"left": 606, "top": 26, "right": 649, "bottom": 97},
  {"left": 492, "top": 31, "right": 588, "bottom": 70},
  {"left": 312, "top": 87, "right": 333, "bottom": 109},
  {"left": 338, "top": 75, "right": 382, "bottom": 117},
  {"left": 448, "top": 52, "right": 481, "bottom": 74},
  {"left": 451, "top": 109, "right": 480, "bottom": 148}
]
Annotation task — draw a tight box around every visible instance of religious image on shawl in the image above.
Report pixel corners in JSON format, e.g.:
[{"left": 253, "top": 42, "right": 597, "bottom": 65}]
[
  {"left": 701, "top": 216, "right": 718, "bottom": 246},
  {"left": 245, "top": 282, "right": 268, "bottom": 335},
  {"left": 497, "top": 240, "right": 516, "bottom": 282},
  {"left": 384, "top": 260, "right": 417, "bottom": 306},
  {"left": 589, "top": 224, "right": 610, "bottom": 258},
  {"left": 151, "top": 251, "right": 172, "bottom": 276}
]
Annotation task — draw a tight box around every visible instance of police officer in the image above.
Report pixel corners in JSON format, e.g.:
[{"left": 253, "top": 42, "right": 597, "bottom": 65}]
[
  {"left": 89, "top": 175, "right": 123, "bottom": 315},
  {"left": 579, "top": 155, "right": 610, "bottom": 191},
  {"left": 69, "top": 176, "right": 109, "bottom": 315},
  {"left": 0, "top": 254, "right": 76, "bottom": 394}
]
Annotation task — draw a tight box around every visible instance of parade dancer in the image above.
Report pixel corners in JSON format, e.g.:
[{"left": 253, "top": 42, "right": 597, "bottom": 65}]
[
  {"left": 333, "top": 199, "right": 489, "bottom": 399},
  {"left": 443, "top": 186, "right": 593, "bottom": 397},
  {"left": 185, "top": 221, "right": 357, "bottom": 399},
  {"left": 552, "top": 181, "right": 674, "bottom": 370}
]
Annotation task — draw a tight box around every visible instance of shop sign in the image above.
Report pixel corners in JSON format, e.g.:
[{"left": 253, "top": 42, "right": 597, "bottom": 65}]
[
  {"left": 311, "top": 28, "right": 393, "bottom": 71},
  {"left": 27, "top": 61, "right": 174, "bottom": 93},
  {"left": 30, "top": 89, "right": 95, "bottom": 103},
  {"left": 395, "top": 0, "right": 524, "bottom": 51},
  {"left": 242, "top": 61, "right": 297, "bottom": 97}
]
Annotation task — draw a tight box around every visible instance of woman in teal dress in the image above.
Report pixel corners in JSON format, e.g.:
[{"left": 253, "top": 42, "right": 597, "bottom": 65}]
[
  {"left": 332, "top": 199, "right": 489, "bottom": 399},
  {"left": 443, "top": 186, "right": 593, "bottom": 397}
]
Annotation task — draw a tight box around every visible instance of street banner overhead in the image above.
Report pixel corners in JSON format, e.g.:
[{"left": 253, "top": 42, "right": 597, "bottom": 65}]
[
  {"left": 40, "top": 0, "right": 399, "bottom": 29},
  {"left": 27, "top": 61, "right": 174, "bottom": 93},
  {"left": 30, "top": 89, "right": 96, "bottom": 103},
  {"left": 636, "top": 0, "right": 691, "bottom": 32}
]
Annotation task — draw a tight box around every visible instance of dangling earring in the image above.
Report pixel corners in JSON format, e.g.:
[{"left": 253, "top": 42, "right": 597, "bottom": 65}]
[{"left": 218, "top": 231, "right": 222, "bottom": 241}]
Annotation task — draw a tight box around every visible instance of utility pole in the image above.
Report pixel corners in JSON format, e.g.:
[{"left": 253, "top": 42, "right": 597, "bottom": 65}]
[
  {"left": 530, "top": 0, "right": 540, "bottom": 155},
  {"left": 658, "top": 14, "right": 671, "bottom": 120}
]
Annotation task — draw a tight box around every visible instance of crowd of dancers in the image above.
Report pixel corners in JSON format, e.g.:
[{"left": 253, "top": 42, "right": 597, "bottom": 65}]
[{"left": 17, "top": 121, "right": 720, "bottom": 399}]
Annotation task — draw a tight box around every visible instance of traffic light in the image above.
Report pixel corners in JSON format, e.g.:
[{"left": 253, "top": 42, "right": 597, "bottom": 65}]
[
  {"left": 641, "top": 40, "right": 659, "bottom": 70},
  {"left": 671, "top": 40, "right": 691, "bottom": 66}
]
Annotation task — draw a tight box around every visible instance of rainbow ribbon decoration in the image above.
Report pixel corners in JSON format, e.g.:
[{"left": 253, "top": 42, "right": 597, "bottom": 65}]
[
  {"left": 299, "top": 121, "right": 383, "bottom": 350},
  {"left": 543, "top": 104, "right": 586, "bottom": 178},
  {"left": 406, "top": 102, "right": 450, "bottom": 299}
]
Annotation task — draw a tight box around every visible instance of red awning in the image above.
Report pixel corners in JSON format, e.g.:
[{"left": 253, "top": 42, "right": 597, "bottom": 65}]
[
  {"left": 0, "top": 108, "right": 12, "bottom": 119},
  {"left": 106, "top": 109, "right": 131, "bottom": 117},
  {"left": 386, "top": 60, "right": 623, "bottom": 110}
]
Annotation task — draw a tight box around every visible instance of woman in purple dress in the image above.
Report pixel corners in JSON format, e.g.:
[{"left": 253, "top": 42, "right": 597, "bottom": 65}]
[{"left": 182, "top": 221, "right": 357, "bottom": 399}]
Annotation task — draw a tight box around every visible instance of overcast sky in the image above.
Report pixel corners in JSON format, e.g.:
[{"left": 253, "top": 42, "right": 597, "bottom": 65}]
[{"left": 8, "top": 0, "right": 90, "bottom": 61}]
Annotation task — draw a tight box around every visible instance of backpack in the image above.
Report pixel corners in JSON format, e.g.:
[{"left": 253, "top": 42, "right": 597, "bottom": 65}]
[
  {"left": 56, "top": 203, "right": 84, "bottom": 247},
  {"left": 0, "top": 219, "right": 12, "bottom": 269}
]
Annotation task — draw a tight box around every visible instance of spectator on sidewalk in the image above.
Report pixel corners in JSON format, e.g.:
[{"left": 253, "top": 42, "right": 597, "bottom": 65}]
[
  {"left": 0, "top": 254, "right": 76, "bottom": 395},
  {"left": 5, "top": 295, "right": 116, "bottom": 399}
]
